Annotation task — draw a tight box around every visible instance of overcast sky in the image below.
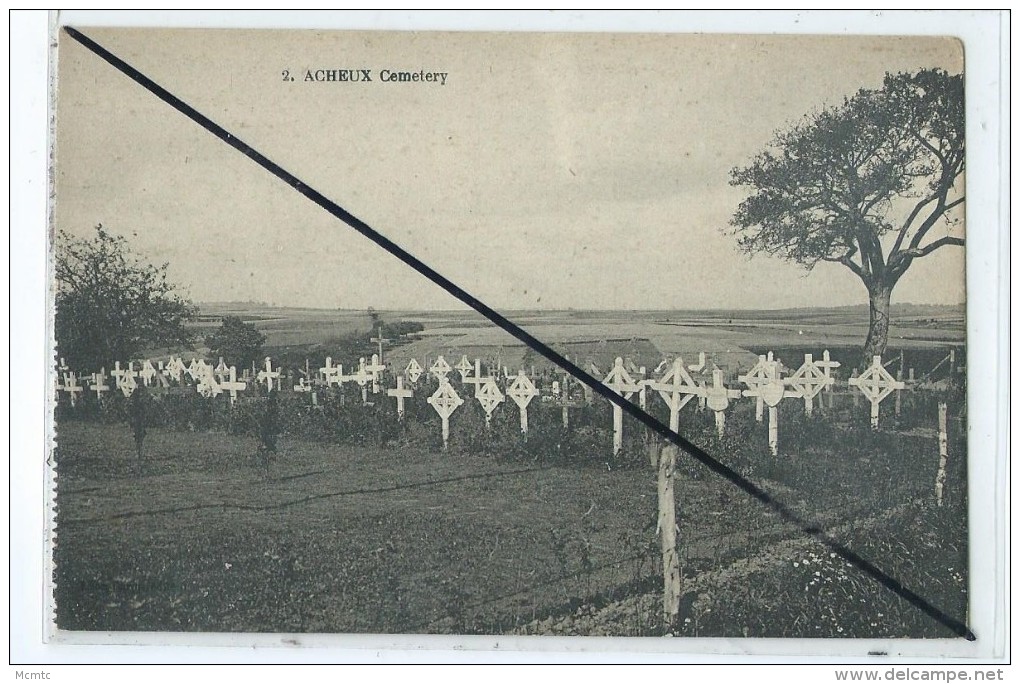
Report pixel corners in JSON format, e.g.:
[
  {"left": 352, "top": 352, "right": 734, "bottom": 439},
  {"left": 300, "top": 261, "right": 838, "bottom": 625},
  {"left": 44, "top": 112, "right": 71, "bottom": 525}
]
[{"left": 54, "top": 28, "right": 965, "bottom": 311}]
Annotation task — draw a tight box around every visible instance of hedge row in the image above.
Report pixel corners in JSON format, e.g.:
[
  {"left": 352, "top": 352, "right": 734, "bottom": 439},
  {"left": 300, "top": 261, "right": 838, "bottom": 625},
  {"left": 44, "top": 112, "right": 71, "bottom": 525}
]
[{"left": 53, "top": 370, "right": 966, "bottom": 469}]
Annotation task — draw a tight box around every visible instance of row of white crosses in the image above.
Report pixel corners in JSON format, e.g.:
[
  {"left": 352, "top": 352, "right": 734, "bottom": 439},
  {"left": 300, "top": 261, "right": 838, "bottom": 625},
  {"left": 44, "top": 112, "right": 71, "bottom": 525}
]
[
  {"left": 398, "top": 355, "right": 539, "bottom": 450},
  {"left": 186, "top": 357, "right": 249, "bottom": 403},
  {"left": 59, "top": 351, "right": 371, "bottom": 404},
  {"left": 58, "top": 356, "right": 253, "bottom": 404},
  {"left": 197, "top": 363, "right": 247, "bottom": 403},
  {"left": 601, "top": 356, "right": 739, "bottom": 455},
  {"left": 385, "top": 351, "right": 894, "bottom": 457},
  {"left": 598, "top": 352, "right": 844, "bottom": 457},
  {"left": 57, "top": 349, "right": 907, "bottom": 456},
  {"left": 316, "top": 354, "right": 388, "bottom": 402}
]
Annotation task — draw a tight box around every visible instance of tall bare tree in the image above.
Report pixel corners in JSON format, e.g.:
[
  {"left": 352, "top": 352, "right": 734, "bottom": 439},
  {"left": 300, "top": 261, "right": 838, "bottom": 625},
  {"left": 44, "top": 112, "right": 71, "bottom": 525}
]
[{"left": 729, "top": 69, "right": 964, "bottom": 360}]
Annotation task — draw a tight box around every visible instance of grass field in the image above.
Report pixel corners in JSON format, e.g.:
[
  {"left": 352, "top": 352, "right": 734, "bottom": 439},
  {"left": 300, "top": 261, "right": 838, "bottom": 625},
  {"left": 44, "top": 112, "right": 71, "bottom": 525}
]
[
  {"left": 55, "top": 422, "right": 660, "bottom": 633},
  {"left": 53, "top": 391, "right": 968, "bottom": 637}
]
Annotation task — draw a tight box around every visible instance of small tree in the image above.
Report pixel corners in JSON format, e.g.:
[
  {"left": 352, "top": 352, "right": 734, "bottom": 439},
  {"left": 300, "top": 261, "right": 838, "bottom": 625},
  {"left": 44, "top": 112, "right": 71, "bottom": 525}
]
[
  {"left": 55, "top": 225, "right": 196, "bottom": 371},
  {"left": 729, "top": 69, "right": 964, "bottom": 360},
  {"left": 205, "top": 316, "right": 266, "bottom": 370}
]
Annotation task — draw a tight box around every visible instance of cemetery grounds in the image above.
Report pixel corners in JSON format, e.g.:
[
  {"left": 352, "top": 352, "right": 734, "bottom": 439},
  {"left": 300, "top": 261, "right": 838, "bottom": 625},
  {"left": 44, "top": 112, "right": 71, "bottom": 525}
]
[{"left": 51, "top": 306, "right": 969, "bottom": 637}]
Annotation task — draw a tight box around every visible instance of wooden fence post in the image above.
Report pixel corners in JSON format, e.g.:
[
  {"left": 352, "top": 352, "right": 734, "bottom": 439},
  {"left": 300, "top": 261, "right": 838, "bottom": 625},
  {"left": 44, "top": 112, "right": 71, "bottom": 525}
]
[
  {"left": 935, "top": 402, "right": 949, "bottom": 507},
  {"left": 895, "top": 368, "right": 903, "bottom": 417},
  {"left": 895, "top": 350, "right": 905, "bottom": 417},
  {"left": 657, "top": 442, "right": 681, "bottom": 631}
]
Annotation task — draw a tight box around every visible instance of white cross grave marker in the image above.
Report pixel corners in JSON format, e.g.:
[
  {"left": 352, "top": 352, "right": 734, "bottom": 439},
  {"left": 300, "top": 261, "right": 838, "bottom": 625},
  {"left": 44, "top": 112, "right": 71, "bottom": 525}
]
[
  {"left": 352, "top": 358, "right": 373, "bottom": 404},
  {"left": 293, "top": 360, "right": 313, "bottom": 392},
  {"left": 109, "top": 360, "right": 126, "bottom": 385},
  {"left": 738, "top": 355, "right": 773, "bottom": 422},
  {"left": 741, "top": 358, "right": 797, "bottom": 456},
  {"left": 89, "top": 368, "right": 110, "bottom": 400},
  {"left": 138, "top": 360, "right": 158, "bottom": 386},
  {"left": 196, "top": 367, "right": 222, "bottom": 398},
  {"left": 814, "top": 350, "right": 841, "bottom": 409},
  {"left": 220, "top": 366, "right": 246, "bottom": 404},
  {"left": 387, "top": 376, "right": 414, "bottom": 420},
  {"left": 188, "top": 360, "right": 208, "bottom": 390},
  {"left": 650, "top": 358, "right": 703, "bottom": 433},
  {"left": 404, "top": 358, "right": 424, "bottom": 383},
  {"left": 160, "top": 357, "right": 172, "bottom": 382},
  {"left": 603, "top": 357, "right": 640, "bottom": 455},
  {"left": 197, "top": 359, "right": 216, "bottom": 383},
  {"left": 152, "top": 361, "right": 170, "bottom": 389},
  {"left": 454, "top": 355, "right": 473, "bottom": 382},
  {"left": 214, "top": 357, "right": 229, "bottom": 381},
  {"left": 848, "top": 355, "right": 905, "bottom": 429},
  {"left": 705, "top": 369, "right": 742, "bottom": 439},
  {"left": 475, "top": 377, "right": 504, "bottom": 427},
  {"left": 462, "top": 359, "right": 489, "bottom": 396},
  {"left": 257, "top": 357, "right": 281, "bottom": 393},
  {"left": 687, "top": 352, "right": 707, "bottom": 373},
  {"left": 164, "top": 356, "right": 185, "bottom": 383},
  {"left": 427, "top": 380, "right": 464, "bottom": 451},
  {"left": 112, "top": 361, "right": 138, "bottom": 397},
  {"left": 365, "top": 354, "right": 386, "bottom": 394},
  {"left": 815, "top": 350, "right": 840, "bottom": 381},
  {"left": 63, "top": 372, "right": 83, "bottom": 406},
  {"left": 429, "top": 355, "right": 452, "bottom": 382},
  {"left": 506, "top": 370, "right": 540, "bottom": 436},
  {"left": 371, "top": 326, "right": 392, "bottom": 363},
  {"left": 787, "top": 353, "right": 838, "bottom": 417},
  {"left": 320, "top": 357, "right": 344, "bottom": 387}
]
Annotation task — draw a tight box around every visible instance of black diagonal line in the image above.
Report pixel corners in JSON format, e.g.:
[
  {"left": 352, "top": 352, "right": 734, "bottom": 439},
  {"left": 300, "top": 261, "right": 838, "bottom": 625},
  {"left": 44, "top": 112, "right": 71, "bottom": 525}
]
[{"left": 63, "top": 26, "right": 974, "bottom": 641}]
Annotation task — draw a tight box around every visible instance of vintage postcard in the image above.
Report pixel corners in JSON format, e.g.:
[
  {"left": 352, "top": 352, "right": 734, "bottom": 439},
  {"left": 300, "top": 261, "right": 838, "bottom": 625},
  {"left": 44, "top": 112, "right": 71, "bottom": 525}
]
[{"left": 41, "top": 17, "right": 997, "bottom": 660}]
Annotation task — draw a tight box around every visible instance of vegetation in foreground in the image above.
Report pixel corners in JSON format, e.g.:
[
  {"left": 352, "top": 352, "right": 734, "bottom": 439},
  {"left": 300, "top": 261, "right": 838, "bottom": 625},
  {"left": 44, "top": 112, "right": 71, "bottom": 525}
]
[{"left": 53, "top": 382, "right": 967, "bottom": 637}]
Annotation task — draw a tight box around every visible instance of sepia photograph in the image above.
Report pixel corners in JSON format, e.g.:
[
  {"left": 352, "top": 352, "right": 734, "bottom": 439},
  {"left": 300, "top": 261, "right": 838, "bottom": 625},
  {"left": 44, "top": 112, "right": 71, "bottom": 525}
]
[{"left": 36, "top": 15, "right": 998, "bottom": 661}]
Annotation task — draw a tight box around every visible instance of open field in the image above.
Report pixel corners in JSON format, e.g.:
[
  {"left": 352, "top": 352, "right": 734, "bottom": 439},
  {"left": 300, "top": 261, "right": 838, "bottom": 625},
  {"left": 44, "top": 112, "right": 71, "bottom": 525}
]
[
  {"left": 183, "top": 303, "right": 966, "bottom": 378},
  {"left": 189, "top": 304, "right": 376, "bottom": 349}
]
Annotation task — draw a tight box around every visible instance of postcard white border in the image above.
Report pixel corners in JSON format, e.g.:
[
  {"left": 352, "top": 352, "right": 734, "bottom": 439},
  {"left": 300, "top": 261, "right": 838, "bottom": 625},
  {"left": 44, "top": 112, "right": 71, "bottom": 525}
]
[{"left": 11, "top": 9, "right": 1009, "bottom": 665}]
